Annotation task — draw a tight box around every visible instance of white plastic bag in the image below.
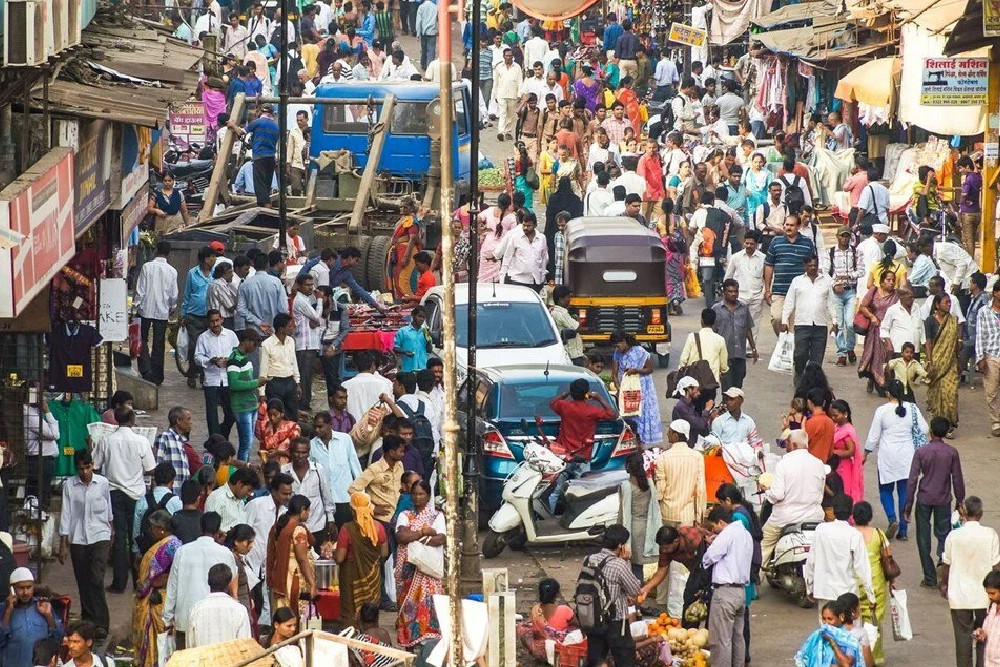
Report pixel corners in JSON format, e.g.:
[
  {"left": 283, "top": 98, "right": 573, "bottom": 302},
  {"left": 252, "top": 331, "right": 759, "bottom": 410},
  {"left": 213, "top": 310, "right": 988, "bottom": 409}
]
[
  {"left": 156, "top": 632, "right": 174, "bottom": 667},
  {"left": 618, "top": 373, "right": 643, "bottom": 417},
  {"left": 175, "top": 326, "right": 189, "bottom": 363},
  {"left": 768, "top": 332, "right": 794, "bottom": 375},
  {"left": 666, "top": 561, "right": 689, "bottom": 619},
  {"left": 408, "top": 538, "right": 444, "bottom": 579},
  {"left": 864, "top": 622, "right": 880, "bottom": 648},
  {"left": 889, "top": 589, "right": 913, "bottom": 641}
]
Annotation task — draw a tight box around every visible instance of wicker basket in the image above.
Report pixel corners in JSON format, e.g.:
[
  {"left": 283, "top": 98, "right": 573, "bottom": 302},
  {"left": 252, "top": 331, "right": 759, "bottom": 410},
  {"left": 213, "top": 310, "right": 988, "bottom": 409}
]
[{"left": 166, "top": 638, "right": 275, "bottom": 667}]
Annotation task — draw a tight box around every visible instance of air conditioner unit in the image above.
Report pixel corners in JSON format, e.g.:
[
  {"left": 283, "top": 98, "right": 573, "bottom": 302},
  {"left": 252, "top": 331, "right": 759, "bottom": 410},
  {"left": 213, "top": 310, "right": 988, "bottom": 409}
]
[
  {"left": 51, "top": 0, "right": 69, "bottom": 54},
  {"left": 66, "top": 0, "right": 82, "bottom": 48},
  {"left": 4, "top": 0, "right": 50, "bottom": 67}
]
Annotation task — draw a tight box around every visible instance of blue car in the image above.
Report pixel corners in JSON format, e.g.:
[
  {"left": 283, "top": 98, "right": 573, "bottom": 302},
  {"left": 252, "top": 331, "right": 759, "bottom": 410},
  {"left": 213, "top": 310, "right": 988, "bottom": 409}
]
[{"left": 457, "top": 364, "right": 637, "bottom": 517}]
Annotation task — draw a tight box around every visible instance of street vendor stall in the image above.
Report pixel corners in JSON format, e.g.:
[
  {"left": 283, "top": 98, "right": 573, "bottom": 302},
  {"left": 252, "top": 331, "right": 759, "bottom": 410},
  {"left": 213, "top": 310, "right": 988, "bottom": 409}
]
[{"left": 338, "top": 304, "right": 413, "bottom": 378}]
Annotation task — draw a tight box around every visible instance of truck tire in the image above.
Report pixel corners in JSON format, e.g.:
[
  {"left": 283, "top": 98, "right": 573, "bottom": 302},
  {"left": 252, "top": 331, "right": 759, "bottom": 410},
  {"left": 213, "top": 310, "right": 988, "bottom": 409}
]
[
  {"left": 366, "top": 235, "right": 393, "bottom": 293},
  {"left": 352, "top": 235, "right": 373, "bottom": 288}
]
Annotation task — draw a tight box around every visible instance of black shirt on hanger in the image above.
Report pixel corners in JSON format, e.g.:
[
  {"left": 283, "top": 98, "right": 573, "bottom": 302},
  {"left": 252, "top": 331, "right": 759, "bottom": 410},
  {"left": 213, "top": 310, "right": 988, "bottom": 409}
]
[{"left": 48, "top": 322, "right": 103, "bottom": 392}]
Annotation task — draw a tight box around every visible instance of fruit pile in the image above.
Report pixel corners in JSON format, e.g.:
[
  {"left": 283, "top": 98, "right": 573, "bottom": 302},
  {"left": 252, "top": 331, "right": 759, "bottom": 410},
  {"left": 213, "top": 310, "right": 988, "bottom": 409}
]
[
  {"left": 478, "top": 167, "right": 505, "bottom": 190},
  {"left": 667, "top": 628, "right": 710, "bottom": 667},
  {"left": 645, "top": 613, "right": 681, "bottom": 636}
]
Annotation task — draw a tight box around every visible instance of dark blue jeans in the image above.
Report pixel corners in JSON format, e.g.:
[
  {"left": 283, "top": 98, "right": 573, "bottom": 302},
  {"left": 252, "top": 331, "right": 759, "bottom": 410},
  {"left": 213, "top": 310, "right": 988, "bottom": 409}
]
[
  {"left": 915, "top": 502, "right": 951, "bottom": 584},
  {"left": 879, "top": 478, "right": 909, "bottom": 536},
  {"left": 204, "top": 385, "right": 236, "bottom": 438}
]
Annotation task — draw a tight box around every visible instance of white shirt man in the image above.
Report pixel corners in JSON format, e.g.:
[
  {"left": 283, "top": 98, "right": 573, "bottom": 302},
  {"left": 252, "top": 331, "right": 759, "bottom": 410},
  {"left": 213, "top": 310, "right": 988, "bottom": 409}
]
[
  {"left": 724, "top": 243, "right": 766, "bottom": 339},
  {"left": 653, "top": 58, "right": 679, "bottom": 89},
  {"left": 60, "top": 470, "right": 113, "bottom": 546},
  {"left": 194, "top": 11, "right": 222, "bottom": 40},
  {"left": 857, "top": 182, "right": 891, "bottom": 225},
  {"left": 92, "top": 424, "right": 156, "bottom": 500},
  {"left": 187, "top": 588, "right": 252, "bottom": 648},
  {"left": 163, "top": 534, "right": 239, "bottom": 639},
  {"left": 222, "top": 21, "right": 250, "bottom": 59},
  {"left": 194, "top": 325, "right": 239, "bottom": 389},
  {"left": 343, "top": 368, "right": 393, "bottom": 425},
  {"left": 782, "top": 271, "right": 836, "bottom": 328},
  {"left": 314, "top": 0, "right": 334, "bottom": 33},
  {"left": 247, "top": 13, "right": 272, "bottom": 44},
  {"left": 244, "top": 484, "right": 289, "bottom": 582},
  {"left": 523, "top": 36, "right": 548, "bottom": 70},
  {"left": 292, "top": 291, "right": 323, "bottom": 354},
  {"left": 804, "top": 503, "right": 875, "bottom": 609},
  {"left": 24, "top": 404, "right": 59, "bottom": 457},
  {"left": 135, "top": 256, "right": 179, "bottom": 321},
  {"left": 880, "top": 296, "right": 925, "bottom": 353},
  {"left": 585, "top": 183, "right": 615, "bottom": 216},
  {"left": 761, "top": 432, "right": 825, "bottom": 565},
  {"left": 281, "top": 460, "right": 336, "bottom": 533},
  {"left": 942, "top": 504, "right": 1000, "bottom": 655},
  {"left": 205, "top": 478, "right": 251, "bottom": 532},
  {"left": 611, "top": 168, "right": 646, "bottom": 199},
  {"left": 934, "top": 240, "right": 977, "bottom": 290},
  {"left": 499, "top": 227, "right": 548, "bottom": 286},
  {"left": 855, "top": 230, "right": 886, "bottom": 280},
  {"left": 587, "top": 142, "right": 621, "bottom": 172},
  {"left": 519, "top": 72, "right": 549, "bottom": 102},
  {"left": 378, "top": 54, "right": 418, "bottom": 81}
]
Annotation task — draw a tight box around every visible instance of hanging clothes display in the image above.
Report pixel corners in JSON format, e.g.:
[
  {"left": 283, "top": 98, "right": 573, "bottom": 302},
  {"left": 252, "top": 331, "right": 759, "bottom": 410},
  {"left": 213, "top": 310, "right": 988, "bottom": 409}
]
[
  {"left": 47, "top": 322, "right": 104, "bottom": 393},
  {"left": 690, "top": 4, "right": 711, "bottom": 64},
  {"left": 709, "top": 0, "right": 770, "bottom": 45},
  {"left": 48, "top": 398, "right": 101, "bottom": 477}
]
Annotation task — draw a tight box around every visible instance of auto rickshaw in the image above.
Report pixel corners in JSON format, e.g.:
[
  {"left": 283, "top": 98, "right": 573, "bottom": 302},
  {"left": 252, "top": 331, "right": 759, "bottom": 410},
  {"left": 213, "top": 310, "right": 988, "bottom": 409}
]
[{"left": 561, "top": 217, "right": 671, "bottom": 367}]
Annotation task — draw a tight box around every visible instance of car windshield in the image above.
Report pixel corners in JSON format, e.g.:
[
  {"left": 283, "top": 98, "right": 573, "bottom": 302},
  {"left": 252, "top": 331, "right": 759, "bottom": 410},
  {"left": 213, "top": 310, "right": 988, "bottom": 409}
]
[
  {"left": 498, "top": 379, "right": 611, "bottom": 419},
  {"left": 455, "top": 302, "right": 557, "bottom": 349}
]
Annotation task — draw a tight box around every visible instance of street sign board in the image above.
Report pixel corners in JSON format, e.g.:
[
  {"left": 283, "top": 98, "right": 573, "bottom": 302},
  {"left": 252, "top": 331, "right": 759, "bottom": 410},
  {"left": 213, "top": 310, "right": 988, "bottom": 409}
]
[
  {"left": 668, "top": 22, "right": 707, "bottom": 48},
  {"left": 920, "top": 58, "right": 989, "bottom": 106}
]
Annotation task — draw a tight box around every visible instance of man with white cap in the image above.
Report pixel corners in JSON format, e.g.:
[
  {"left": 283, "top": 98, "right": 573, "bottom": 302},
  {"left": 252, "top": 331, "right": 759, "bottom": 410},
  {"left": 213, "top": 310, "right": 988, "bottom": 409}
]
[
  {"left": 671, "top": 376, "right": 717, "bottom": 442},
  {"left": 654, "top": 419, "right": 707, "bottom": 526},
  {"left": 759, "top": 429, "right": 825, "bottom": 569},
  {"left": 0, "top": 567, "right": 64, "bottom": 667}
]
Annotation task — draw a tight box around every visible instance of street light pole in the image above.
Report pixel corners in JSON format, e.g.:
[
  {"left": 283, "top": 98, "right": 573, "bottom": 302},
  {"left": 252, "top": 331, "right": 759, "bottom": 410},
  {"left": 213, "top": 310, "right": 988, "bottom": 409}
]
[
  {"left": 459, "top": 0, "right": 482, "bottom": 596},
  {"left": 277, "top": 0, "right": 289, "bottom": 252}
]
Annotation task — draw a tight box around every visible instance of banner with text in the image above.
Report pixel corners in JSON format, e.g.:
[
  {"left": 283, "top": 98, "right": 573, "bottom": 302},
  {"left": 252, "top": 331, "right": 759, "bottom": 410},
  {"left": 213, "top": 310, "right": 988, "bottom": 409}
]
[
  {"left": 920, "top": 58, "right": 989, "bottom": 106},
  {"left": 668, "top": 23, "right": 707, "bottom": 48}
]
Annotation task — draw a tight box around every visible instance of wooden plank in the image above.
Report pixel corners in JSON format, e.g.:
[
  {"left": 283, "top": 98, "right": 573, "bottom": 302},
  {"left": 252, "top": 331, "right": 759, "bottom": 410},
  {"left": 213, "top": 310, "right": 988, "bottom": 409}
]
[
  {"left": 200, "top": 93, "right": 246, "bottom": 223},
  {"left": 349, "top": 94, "right": 396, "bottom": 234}
]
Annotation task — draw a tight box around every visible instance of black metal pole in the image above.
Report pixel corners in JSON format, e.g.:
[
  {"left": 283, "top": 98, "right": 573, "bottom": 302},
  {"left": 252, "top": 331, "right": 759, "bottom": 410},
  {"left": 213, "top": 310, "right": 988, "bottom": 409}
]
[{"left": 277, "top": 0, "right": 289, "bottom": 252}]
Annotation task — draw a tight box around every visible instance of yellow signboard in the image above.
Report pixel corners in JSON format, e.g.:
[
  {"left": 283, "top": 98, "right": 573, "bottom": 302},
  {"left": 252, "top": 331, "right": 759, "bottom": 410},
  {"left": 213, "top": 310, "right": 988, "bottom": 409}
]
[
  {"left": 985, "top": 0, "right": 1000, "bottom": 37},
  {"left": 668, "top": 22, "right": 707, "bottom": 48}
]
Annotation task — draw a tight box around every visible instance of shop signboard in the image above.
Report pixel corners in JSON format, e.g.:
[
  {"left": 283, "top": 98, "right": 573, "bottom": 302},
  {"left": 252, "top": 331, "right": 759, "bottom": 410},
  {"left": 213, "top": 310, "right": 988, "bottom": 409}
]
[
  {"left": 985, "top": 0, "right": 1000, "bottom": 37},
  {"left": 121, "top": 188, "right": 149, "bottom": 239},
  {"left": 74, "top": 119, "right": 113, "bottom": 235},
  {"left": 169, "top": 101, "right": 207, "bottom": 150},
  {"left": 920, "top": 58, "right": 989, "bottom": 106},
  {"left": 117, "top": 124, "right": 152, "bottom": 209},
  {"left": 98, "top": 278, "right": 128, "bottom": 341},
  {"left": 0, "top": 148, "right": 76, "bottom": 319},
  {"left": 668, "top": 23, "right": 707, "bottom": 48}
]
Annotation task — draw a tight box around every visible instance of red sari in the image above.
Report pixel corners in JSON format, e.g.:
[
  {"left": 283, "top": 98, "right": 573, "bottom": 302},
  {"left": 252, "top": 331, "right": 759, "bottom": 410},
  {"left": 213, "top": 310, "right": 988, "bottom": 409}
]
[{"left": 388, "top": 216, "right": 422, "bottom": 299}]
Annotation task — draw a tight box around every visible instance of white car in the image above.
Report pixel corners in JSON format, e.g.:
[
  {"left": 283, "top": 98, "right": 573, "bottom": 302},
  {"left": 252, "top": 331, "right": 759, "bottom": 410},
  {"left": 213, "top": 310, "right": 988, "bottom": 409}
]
[{"left": 420, "top": 283, "right": 572, "bottom": 381}]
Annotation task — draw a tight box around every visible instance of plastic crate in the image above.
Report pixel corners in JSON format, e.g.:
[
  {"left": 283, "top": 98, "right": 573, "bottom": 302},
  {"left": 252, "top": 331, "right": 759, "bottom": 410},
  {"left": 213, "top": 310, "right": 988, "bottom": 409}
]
[{"left": 555, "top": 641, "right": 588, "bottom": 667}]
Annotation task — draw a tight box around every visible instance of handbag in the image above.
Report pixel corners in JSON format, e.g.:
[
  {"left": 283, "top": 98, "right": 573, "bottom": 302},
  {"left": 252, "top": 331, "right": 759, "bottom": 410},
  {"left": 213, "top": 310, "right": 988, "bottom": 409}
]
[
  {"left": 349, "top": 402, "right": 388, "bottom": 456},
  {"left": 853, "top": 288, "right": 875, "bottom": 335},
  {"left": 910, "top": 405, "right": 928, "bottom": 448},
  {"left": 666, "top": 333, "right": 719, "bottom": 397},
  {"left": 878, "top": 529, "right": 902, "bottom": 581},
  {"left": 524, "top": 166, "right": 540, "bottom": 190},
  {"left": 860, "top": 185, "right": 883, "bottom": 228},
  {"left": 408, "top": 536, "right": 444, "bottom": 579}
]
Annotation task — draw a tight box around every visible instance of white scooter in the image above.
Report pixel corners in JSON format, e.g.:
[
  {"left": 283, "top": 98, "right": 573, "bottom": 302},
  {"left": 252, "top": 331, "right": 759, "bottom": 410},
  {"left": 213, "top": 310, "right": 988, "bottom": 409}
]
[
  {"left": 481, "top": 441, "right": 626, "bottom": 558},
  {"left": 764, "top": 521, "right": 819, "bottom": 607}
]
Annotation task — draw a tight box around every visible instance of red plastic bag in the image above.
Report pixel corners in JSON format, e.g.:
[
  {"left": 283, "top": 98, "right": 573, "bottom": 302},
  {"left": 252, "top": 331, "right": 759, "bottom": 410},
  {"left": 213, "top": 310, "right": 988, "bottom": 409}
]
[{"left": 129, "top": 317, "right": 142, "bottom": 358}]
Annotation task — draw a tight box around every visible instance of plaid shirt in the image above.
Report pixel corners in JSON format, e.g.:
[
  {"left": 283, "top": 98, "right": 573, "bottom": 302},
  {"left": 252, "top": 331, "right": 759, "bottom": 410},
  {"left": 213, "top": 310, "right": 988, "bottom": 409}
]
[
  {"left": 553, "top": 231, "right": 566, "bottom": 284},
  {"left": 976, "top": 304, "right": 1000, "bottom": 361},
  {"left": 829, "top": 245, "right": 863, "bottom": 289},
  {"left": 588, "top": 549, "right": 641, "bottom": 620},
  {"left": 154, "top": 427, "right": 191, "bottom": 486}
]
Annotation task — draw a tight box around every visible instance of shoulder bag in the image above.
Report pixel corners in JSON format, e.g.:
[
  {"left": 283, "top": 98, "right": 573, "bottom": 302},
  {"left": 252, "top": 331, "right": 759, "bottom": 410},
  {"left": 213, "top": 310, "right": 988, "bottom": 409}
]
[
  {"left": 860, "top": 184, "right": 882, "bottom": 229},
  {"left": 666, "top": 333, "right": 719, "bottom": 397},
  {"left": 853, "top": 287, "right": 876, "bottom": 336},
  {"left": 878, "top": 529, "right": 902, "bottom": 580}
]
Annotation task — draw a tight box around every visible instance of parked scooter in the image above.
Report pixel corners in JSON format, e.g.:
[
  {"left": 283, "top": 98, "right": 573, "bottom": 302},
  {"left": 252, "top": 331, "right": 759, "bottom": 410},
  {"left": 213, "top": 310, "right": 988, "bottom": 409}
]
[
  {"left": 481, "top": 439, "right": 626, "bottom": 559},
  {"left": 763, "top": 521, "right": 819, "bottom": 607}
]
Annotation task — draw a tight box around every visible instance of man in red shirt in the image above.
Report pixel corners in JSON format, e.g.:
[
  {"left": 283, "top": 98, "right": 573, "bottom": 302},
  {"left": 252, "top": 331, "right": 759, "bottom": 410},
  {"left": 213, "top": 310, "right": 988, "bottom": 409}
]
[
  {"left": 546, "top": 378, "right": 616, "bottom": 513},
  {"left": 637, "top": 138, "right": 665, "bottom": 221},
  {"left": 403, "top": 250, "right": 437, "bottom": 304},
  {"left": 638, "top": 523, "right": 713, "bottom": 610}
]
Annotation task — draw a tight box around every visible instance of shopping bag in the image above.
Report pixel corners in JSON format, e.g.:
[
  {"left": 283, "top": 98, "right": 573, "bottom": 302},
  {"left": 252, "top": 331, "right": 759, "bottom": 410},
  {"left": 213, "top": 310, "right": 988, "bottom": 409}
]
[
  {"left": 302, "top": 602, "right": 323, "bottom": 631},
  {"left": 864, "top": 622, "right": 879, "bottom": 648},
  {"left": 684, "top": 264, "right": 702, "bottom": 298},
  {"left": 618, "top": 372, "right": 642, "bottom": 417},
  {"left": 408, "top": 538, "right": 445, "bottom": 579},
  {"left": 156, "top": 632, "right": 174, "bottom": 667},
  {"left": 768, "top": 332, "right": 795, "bottom": 375},
  {"left": 889, "top": 589, "right": 912, "bottom": 641},
  {"left": 175, "top": 325, "right": 189, "bottom": 364},
  {"left": 129, "top": 317, "right": 142, "bottom": 358}
]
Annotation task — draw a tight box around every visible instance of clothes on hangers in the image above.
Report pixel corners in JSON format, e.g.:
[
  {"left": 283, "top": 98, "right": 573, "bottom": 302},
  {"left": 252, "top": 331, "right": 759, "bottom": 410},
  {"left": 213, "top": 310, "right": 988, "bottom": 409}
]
[
  {"left": 47, "top": 322, "right": 103, "bottom": 393},
  {"left": 48, "top": 398, "right": 101, "bottom": 477}
]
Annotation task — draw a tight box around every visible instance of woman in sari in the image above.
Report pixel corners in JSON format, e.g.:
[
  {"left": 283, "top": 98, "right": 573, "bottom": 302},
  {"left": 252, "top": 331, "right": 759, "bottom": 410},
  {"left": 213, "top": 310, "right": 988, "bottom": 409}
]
[
  {"left": 225, "top": 524, "right": 257, "bottom": 621},
  {"left": 148, "top": 174, "right": 190, "bottom": 235},
  {"left": 573, "top": 65, "right": 601, "bottom": 112},
  {"left": 256, "top": 399, "right": 299, "bottom": 463},
  {"left": 661, "top": 199, "right": 687, "bottom": 315},
  {"left": 388, "top": 197, "right": 424, "bottom": 299},
  {"left": 741, "top": 153, "right": 770, "bottom": 226},
  {"left": 555, "top": 145, "right": 584, "bottom": 196},
  {"left": 857, "top": 272, "right": 899, "bottom": 395},
  {"left": 132, "top": 511, "right": 181, "bottom": 667},
  {"left": 513, "top": 141, "right": 535, "bottom": 207},
  {"left": 516, "top": 578, "right": 577, "bottom": 662},
  {"left": 395, "top": 479, "right": 446, "bottom": 647},
  {"left": 616, "top": 77, "right": 641, "bottom": 134},
  {"left": 612, "top": 332, "right": 663, "bottom": 446},
  {"left": 829, "top": 399, "right": 864, "bottom": 505},
  {"left": 924, "top": 292, "right": 960, "bottom": 437},
  {"left": 336, "top": 492, "right": 389, "bottom": 627},
  {"left": 477, "top": 216, "right": 505, "bottom": 283},
  {"left": 852, "top": 502, "right": 890, "bottom": 665},
  {"left": 267, "top": 494, "right": 317, "bottom": 618}
]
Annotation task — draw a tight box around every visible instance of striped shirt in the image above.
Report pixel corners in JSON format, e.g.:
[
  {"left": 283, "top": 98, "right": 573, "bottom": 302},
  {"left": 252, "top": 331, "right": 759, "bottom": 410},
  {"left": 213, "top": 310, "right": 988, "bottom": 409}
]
[
  {"left": 586, "top": 549, "right": 641, "bottom": 620},
  {"left": 654, "top": 442, "right": 707, "bottom": 524},
  {"left": 154, "top": 428, "right": 191, "bottom": 487},
  {"left": 764, "top": 234, "right": 816, "bottom": 297},
  {"left": 374, "top": 10, "right": 393, "bottom": 43}
]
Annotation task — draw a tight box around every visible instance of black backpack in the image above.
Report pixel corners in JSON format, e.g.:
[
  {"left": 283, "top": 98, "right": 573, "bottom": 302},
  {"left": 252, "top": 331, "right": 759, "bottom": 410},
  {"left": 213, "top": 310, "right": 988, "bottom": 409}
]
[
  {"left": 398, "top": 399, "right": 436, "bottom": 476},
  {"left": 136, "top": 490, "right": 175, "bottom": 554},
  {"left": 575, "top": 553, "right": 614, "bottom": 632},
  {"left": 782, "top": 174, "right": 806, "bottom": 214}
]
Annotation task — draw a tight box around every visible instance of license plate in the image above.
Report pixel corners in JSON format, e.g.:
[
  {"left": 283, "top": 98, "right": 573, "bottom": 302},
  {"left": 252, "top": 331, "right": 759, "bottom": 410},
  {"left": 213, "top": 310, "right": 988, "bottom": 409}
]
[{"left": 647, "top": 325, "right": 665, "bottom": 334}]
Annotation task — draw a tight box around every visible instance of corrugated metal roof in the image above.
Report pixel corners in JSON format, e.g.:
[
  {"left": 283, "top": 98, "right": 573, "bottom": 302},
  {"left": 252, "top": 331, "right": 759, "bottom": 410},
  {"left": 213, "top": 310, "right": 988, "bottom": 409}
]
[{"left": 33, "top": 79, "right": 191, "bottom": 128}]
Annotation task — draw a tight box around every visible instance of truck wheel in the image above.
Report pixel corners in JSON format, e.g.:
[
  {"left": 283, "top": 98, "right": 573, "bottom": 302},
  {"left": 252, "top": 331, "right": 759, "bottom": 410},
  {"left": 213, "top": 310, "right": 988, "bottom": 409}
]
[
  {"left": 481, "top": 530, "right": 507, "bottom": 558},
  {"left": 366, "top": 235, "right": 393, "bottom": 293},
  {"left": 352, "top": 235, "right": 372, "bottom": 288}
]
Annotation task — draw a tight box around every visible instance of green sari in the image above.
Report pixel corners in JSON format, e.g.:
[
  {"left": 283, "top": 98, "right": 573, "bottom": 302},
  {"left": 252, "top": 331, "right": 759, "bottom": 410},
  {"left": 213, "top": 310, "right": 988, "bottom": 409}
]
[{"left": 926, "top": 313, "right": 959, "bottom": 427}]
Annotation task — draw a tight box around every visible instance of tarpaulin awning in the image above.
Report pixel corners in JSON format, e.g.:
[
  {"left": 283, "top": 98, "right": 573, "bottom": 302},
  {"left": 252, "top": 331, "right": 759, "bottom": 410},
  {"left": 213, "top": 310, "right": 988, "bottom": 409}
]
[
  {"left": 711, "top": 0, "right": 771, "bottom": 44},
  {"left": 511, "top": 0, "right": 601, "bottom": 21},
  {"left": 881, "top": 0, "right": 971, "bottom": 33},
  {"left": 751, "top": 1, "right": 840, "bottom": 29},
  {"left": 834, "top": 57, "right": 901, "bottom": 105}
]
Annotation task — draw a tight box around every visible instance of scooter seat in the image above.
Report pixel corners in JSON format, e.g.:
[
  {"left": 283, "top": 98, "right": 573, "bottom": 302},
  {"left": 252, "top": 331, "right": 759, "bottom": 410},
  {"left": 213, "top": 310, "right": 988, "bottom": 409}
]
[
  {"left": 570, "top": 469, "right": 630, "bottom": 489},
  {"left": 779, "top": 521, "right": 820, "bottom": 537},
  {"left": 564, "top": 484, "right": 619, "bottom": 503},
  {"left": 167, "top": 159, "right": 215, "bottom": 177}
]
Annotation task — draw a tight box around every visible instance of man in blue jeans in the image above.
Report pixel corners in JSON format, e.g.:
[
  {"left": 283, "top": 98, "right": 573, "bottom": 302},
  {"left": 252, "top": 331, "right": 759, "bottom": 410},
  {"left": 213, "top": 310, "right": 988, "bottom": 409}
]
[
  {"left": 828, "top": 226, "right": 863, "bottom": 365},
  {"left": 227, "top": 330, "right": 268, "bottom": 461}
]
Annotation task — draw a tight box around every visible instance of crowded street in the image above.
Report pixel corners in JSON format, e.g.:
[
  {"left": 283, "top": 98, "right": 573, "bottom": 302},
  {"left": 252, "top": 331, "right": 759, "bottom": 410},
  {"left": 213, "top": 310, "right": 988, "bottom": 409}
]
[{"left": 1, "top": 1, "right": 999, "bottom": 666}]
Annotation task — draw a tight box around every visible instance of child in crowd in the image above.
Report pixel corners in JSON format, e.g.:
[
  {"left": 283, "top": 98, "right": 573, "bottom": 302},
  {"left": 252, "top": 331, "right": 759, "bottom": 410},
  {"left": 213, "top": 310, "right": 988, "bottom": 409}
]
[
  {"left": 885, "top": 342, "right": 929, "bottom": 403},
  {"left": 973, "top": 570, "right": 1000, "bottom": 665},
  {"left": 836, "top": 593, "right": 875, "bottom": 667}
]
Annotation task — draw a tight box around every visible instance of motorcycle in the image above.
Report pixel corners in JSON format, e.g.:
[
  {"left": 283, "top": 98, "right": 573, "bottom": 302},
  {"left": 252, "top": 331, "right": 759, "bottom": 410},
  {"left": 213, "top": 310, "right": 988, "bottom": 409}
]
[
  {"left": 481, "top": 435, "right": 627, "bottom": 559},
  {"left": 764, "top": 521, "right": 819, "bottom": 607}
]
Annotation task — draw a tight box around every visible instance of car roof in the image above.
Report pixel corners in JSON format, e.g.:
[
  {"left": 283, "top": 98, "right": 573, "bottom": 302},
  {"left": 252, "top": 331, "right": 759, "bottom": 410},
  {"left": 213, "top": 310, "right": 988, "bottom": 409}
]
[
  {"left": 476, "top": 364, "right": 600, "bottom": 383},
  {"left": 423, "top": 283, "right": 544, "bottom": 306},
  {"left": 315, "top": 81, "right": 464, "bottom": 102}
]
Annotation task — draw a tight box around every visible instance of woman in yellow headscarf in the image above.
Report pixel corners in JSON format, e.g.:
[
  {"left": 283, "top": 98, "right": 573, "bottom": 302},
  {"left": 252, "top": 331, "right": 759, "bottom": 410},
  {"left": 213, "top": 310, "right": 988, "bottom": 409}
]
[{"left": 335, "top": 492, "right": 389, "bottom": 626}]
